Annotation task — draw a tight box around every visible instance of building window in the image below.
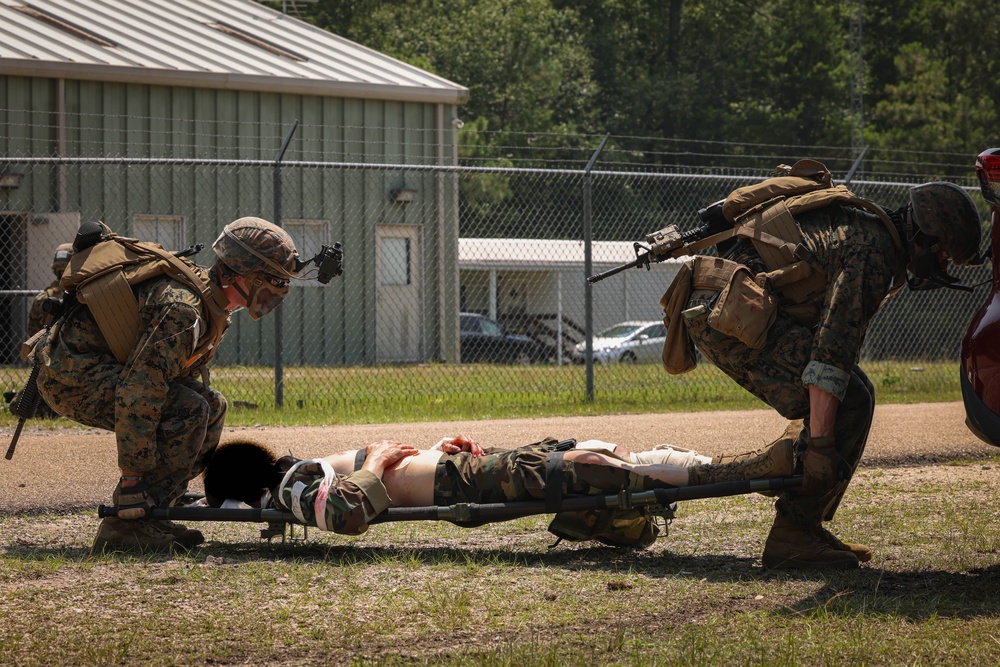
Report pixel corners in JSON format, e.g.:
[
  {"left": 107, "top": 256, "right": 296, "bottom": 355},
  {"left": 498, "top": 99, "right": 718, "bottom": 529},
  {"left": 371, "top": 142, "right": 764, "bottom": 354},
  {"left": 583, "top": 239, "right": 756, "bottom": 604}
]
[
  {"left": 133, "top": 214, "right": 185, "bottom": 251},
  {"left": 380, "top": 237, "right": 410, "bottom": 286}
]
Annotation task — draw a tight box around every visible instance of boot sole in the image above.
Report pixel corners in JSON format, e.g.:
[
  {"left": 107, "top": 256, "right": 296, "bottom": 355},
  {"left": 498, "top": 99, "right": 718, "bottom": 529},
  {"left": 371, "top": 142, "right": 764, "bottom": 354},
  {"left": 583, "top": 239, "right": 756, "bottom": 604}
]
[{"left": 762, "top": 554, "right": 860, "bottom": 571}]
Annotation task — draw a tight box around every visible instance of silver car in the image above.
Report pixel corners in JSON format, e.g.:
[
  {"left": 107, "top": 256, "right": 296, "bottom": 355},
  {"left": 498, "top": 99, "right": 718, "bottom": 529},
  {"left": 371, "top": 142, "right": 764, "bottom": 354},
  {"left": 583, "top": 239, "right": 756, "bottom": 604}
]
[{"left": 573, "top": 320, "right": 667, "bottom": 365}]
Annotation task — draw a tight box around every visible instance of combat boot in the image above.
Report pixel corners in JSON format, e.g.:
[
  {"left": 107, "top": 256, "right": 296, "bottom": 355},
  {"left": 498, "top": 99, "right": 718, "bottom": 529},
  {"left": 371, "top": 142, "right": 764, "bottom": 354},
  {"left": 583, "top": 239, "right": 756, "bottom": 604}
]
[
  {"left": 815, "top": 525, "right": 872, "bottom": 563},
  {"left": 688, "top": 436, "right": 794, "bottom": 486},
  {"left": 762, "top": 514, "right": 859, "bottom": 570},
  {"left": 157, "top": 520, "right": 205, "bottom": 549},
  {"left": 91, "top": 517, "right": 178, "bottom": 555},
  {"left": 711, "top": 419, "right": 804, "bottom": 464}
]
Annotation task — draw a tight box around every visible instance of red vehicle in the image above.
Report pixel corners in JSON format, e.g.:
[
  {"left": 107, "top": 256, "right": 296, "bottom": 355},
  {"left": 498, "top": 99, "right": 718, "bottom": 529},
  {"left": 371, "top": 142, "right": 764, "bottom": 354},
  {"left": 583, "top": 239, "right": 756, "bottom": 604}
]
[{"left": 962, "top": 148, "right": 1000, "bottom": 445}]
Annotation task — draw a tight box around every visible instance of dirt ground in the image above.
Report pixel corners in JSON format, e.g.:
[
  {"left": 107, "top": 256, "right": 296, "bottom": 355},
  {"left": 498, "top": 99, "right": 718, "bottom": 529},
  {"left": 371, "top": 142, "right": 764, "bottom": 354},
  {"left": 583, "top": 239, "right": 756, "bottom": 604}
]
[{"left": 0, "top": 401, "right": 994, "bottom": 513}]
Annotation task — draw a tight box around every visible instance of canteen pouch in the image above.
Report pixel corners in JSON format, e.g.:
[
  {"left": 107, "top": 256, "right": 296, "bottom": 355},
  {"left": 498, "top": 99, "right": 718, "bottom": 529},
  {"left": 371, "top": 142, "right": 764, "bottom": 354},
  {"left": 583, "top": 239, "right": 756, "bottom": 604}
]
[{"left": 701, "top": 258, "right": 777, "bottom": 349}]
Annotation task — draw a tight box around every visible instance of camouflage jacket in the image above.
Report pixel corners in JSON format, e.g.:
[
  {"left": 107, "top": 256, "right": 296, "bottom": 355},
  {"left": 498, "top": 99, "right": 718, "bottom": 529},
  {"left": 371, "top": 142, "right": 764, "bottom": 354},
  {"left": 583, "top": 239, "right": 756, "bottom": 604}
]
[
  {"left": 728, "top": 204, "right": 906, "bottom": 398},
  {"left": 270, "top": 459, "right": 391, "bottom": 535},
  {"left": 35, "top": 273, "right": 229, "bottom": 464}
]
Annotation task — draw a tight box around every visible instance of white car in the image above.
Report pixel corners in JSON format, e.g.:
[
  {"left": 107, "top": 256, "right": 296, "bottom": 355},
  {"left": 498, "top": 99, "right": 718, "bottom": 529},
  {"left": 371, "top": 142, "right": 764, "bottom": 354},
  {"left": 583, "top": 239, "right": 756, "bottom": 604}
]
[{"left": 572, "top": 320, "right": 667, "bottom": 365}]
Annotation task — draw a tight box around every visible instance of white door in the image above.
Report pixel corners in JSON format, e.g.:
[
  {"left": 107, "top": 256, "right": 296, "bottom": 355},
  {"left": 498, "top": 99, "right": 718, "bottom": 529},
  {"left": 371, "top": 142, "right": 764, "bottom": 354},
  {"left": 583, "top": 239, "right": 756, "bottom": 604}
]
[{"left": 375, "top": 225, "right": 422, "bottom": 362}]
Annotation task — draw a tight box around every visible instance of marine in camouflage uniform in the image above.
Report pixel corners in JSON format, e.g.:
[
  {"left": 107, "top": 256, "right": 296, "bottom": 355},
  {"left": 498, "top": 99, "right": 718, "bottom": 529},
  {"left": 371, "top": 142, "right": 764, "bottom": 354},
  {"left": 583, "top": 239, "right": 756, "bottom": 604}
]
[
  {"left": 33, "top": 218, "right": 302, "bottom": 553},
  {"left": 36, "top": 277, "right": 228, "bottom": 506},
  {"left": 28, "top": 243, "right": 74, "bottom": 337},
  {"left": 682, "top": 182, "right": 983, "bottom": 570},
  {"left": 11, "top": 244, "right": 74, "bottom": 418}
]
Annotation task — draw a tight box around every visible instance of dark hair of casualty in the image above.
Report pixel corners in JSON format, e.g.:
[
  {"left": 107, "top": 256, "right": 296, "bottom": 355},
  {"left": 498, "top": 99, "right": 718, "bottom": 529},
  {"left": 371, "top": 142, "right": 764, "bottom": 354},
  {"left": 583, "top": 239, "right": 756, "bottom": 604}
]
[{"left": 203, "top": 440, "right": 281, "bottom": 507}]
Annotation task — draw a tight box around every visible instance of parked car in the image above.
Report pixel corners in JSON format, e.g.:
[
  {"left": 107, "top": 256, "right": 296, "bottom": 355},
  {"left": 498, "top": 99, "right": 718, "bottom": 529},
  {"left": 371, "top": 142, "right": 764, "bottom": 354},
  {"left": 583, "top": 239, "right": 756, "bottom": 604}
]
[
  {"left": 460, "top": 313, "right": 542, "bottom": 364},
  {"left": 572, "top": 320, "right": 667, "bottom": 365},
  {"left": 962, "top": 148, "right": 1000, "bottom": 446}
]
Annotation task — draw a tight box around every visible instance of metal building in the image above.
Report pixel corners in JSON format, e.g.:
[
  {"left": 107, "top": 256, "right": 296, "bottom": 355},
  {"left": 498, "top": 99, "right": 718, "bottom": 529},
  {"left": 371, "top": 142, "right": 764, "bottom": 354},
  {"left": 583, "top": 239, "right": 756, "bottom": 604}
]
[{"left": 0, "top": 0, "right": 469, "bottom": 366}]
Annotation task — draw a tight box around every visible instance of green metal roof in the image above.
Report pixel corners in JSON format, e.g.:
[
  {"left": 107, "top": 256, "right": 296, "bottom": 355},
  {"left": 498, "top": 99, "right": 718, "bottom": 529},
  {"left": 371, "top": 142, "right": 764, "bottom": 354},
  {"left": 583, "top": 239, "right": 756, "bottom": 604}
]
[{"left": 0, "top": 0, "right": 469, "bottom": 104}]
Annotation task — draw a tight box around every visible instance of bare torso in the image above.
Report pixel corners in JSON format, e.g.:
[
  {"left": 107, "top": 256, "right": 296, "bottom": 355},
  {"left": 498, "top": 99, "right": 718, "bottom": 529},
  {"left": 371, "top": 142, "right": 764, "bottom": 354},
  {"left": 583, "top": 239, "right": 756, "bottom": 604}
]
[{"left": 322, "top": 449, "right": 444, "bottom": 507}]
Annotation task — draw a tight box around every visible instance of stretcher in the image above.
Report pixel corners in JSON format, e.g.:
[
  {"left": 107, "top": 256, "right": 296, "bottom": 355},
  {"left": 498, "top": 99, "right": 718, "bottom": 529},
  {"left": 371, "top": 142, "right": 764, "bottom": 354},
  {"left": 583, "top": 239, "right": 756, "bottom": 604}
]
[{"left": 98, "top": 475, "right": 803, "bottom": 543}]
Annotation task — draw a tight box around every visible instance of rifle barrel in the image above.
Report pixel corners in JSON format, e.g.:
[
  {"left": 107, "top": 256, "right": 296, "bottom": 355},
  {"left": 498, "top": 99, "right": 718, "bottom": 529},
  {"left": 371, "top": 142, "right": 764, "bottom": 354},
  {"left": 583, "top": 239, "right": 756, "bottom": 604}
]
[{"left": 587, "top": 253, "right": 649, "bottom": 284}]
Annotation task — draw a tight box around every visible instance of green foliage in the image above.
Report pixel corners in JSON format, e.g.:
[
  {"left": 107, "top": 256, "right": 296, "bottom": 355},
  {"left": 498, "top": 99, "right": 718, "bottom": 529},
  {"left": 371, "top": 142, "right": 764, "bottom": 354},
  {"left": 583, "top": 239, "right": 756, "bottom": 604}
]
[{"left": 289, "top": 0, "right": 996, "bottom": 169}]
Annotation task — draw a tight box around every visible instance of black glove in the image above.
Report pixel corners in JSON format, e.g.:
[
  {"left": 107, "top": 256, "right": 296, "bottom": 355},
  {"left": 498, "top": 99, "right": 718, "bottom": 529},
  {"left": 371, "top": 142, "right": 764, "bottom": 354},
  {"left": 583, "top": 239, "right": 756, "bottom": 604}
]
[
  {"left": 800, "top": 435, "right": 839, "bottom": 494},
  {"left": 116, "top": 477, "right": 154, "bottom": 520}
]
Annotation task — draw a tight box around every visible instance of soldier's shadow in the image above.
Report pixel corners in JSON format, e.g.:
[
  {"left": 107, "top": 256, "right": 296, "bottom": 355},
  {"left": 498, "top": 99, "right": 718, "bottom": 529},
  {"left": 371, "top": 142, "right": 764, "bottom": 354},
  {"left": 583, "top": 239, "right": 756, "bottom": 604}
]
[
  {"left": 777, "top": 564, "right": 1000, "bottom": 620},
  {"left": 11, "top": 534, "right": 1000, "bottom": 621}
]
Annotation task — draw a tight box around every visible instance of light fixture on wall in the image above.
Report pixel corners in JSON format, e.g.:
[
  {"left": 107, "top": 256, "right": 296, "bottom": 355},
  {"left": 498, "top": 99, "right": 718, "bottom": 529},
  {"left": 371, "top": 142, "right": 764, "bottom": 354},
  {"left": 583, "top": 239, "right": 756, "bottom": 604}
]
[
  {"left": 391, "top": 187, "right": 417, "bottom": 204},
  {"left": 0, "top": 167, "right": 24, "bottom": 190}
]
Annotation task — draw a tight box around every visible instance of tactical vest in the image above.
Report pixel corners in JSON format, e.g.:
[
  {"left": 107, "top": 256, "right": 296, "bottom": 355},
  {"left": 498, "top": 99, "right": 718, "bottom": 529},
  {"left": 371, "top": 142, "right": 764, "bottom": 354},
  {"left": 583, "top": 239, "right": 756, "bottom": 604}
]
[
  {"left": 58, "top": 230, "right": 231, "bottom": 370},
  {"left": 719, "top": 159, "right": 908, "bottom": 307}
]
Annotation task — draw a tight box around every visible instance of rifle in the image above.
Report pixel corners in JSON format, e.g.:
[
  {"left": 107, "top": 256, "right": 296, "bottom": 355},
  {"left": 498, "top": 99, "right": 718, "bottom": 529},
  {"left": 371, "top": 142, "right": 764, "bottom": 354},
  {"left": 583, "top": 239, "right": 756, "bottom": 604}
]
[
  {"left": 4, "top": 361, "right": 41, "bottom": 460},
  {"left": 587, "top": 199, "right": 735, "bottom": 284}
]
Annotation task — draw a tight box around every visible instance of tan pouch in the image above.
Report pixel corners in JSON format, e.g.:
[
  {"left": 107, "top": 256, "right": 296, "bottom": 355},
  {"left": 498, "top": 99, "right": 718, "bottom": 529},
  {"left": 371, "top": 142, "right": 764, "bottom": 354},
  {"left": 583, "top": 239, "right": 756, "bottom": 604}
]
[
  {"left": 706, "top": 262, "right": 777, "bottom": 349},
  {"left": 658, "top": 261, "right": 697, "bottom": 374}
]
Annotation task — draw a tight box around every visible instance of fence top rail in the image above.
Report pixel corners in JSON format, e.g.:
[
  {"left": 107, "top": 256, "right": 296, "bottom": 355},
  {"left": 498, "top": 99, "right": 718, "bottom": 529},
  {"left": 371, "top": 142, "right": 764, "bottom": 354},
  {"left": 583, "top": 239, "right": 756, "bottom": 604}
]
[{"left": 0, "top": 155, "right": 943, "bottom": 187}]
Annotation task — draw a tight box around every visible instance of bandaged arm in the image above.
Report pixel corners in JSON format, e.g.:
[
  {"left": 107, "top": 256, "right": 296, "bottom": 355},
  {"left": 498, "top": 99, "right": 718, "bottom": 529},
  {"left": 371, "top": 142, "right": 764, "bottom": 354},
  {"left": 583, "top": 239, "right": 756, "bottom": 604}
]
[{"left": 272, "top": 459, "right": 392, "bottom": 534}]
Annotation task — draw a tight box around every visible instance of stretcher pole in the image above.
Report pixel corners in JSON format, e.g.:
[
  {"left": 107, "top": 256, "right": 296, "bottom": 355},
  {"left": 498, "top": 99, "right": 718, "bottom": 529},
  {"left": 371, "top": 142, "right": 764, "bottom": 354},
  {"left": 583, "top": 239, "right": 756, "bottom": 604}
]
[{"left": 97, "top": 475, "right": 802, "bottom": 525}]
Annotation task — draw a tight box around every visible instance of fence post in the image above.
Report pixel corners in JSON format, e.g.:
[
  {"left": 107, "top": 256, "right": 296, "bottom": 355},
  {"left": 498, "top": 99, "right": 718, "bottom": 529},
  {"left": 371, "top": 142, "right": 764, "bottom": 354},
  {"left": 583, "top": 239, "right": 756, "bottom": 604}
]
[
  {"left": 583, "top": 133, "right": 610, "bottom": 402},
  {"left": 273, "top": 120, "right": 299, "bottom": 409},
  {"left": 844, "top": 146, "right": 868, "bottom": 185}
]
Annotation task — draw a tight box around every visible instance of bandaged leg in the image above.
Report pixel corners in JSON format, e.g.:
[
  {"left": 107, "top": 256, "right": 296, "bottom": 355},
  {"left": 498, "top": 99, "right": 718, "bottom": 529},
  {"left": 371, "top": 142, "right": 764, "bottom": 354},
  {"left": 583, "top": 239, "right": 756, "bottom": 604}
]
[
  {"left": 632, "top": 445, "right": 712, "bottom": 467},
  {"left": 563, "top": 450, "right": 689, "bottom": 490},
  {"left": 576, "top": 440, "right": 712, "bottom": 467}
]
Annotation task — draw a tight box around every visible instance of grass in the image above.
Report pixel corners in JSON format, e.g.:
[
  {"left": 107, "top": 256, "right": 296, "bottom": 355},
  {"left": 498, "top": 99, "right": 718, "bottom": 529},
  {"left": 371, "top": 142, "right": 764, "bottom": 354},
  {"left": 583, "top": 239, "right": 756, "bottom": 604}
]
[
  {"left": 0, "top": 359, "right": 963, "bottom": 428},
  {"left": 4, "top": 461, "right": 1000, "bottom": 665}
]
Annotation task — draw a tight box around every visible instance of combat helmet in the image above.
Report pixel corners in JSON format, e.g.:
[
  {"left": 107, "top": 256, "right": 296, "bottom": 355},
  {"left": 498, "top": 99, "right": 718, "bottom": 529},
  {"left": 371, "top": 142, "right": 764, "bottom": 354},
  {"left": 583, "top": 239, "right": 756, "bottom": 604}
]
[
  {"left": 905, "top": 182, "right": 983, "bottom": 291},
  {"left": 212, "top": 217, "right": 300, "bottom": 319},
  {"left": 51, "top": 243, "right": 74, "bottom": 278}
]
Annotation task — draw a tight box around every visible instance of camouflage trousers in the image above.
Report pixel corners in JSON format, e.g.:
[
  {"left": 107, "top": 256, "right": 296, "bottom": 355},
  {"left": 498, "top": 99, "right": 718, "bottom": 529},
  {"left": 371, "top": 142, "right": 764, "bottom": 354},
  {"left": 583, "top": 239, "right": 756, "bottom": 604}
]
[
  {"left": 433, "top": 445, "right": 664, "bottom": 506},
  {"left": 684, "top": 289, "right": 875, "bottom": 527},
  {"left": 37, "top": 367, "right": 226, "bottom": 506}
]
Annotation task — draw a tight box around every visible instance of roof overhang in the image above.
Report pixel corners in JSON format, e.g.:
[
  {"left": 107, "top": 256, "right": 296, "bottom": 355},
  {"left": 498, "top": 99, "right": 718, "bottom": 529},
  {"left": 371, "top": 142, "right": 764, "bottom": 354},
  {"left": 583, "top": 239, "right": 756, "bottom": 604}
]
[{"left": 0, "top": 60, "right": 470, "bottom": 105}]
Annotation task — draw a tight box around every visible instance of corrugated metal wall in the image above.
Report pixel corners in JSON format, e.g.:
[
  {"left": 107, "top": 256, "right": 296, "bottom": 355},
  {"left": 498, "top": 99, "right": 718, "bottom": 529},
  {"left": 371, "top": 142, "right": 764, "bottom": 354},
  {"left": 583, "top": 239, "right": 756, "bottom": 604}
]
[{"left": 0, "top": 76, "right": 461, "bottom": 366}]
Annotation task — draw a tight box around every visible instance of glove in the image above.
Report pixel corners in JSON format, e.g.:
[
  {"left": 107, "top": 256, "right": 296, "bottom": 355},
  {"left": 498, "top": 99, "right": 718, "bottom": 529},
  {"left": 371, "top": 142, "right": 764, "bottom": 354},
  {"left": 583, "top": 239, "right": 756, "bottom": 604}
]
[
  {"left": 800, "top": 434, "right": 839, "bottom": 494},
  {"left": 116, "top": 476, "right": 154, "bottom": 520}
]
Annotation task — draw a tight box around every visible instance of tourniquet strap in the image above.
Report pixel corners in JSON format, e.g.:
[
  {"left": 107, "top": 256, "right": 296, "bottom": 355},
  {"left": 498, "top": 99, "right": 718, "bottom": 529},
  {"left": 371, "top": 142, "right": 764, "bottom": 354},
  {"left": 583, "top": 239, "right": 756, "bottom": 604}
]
[{"left": 353, "top": 448, "right": 367, "bottom": 472}]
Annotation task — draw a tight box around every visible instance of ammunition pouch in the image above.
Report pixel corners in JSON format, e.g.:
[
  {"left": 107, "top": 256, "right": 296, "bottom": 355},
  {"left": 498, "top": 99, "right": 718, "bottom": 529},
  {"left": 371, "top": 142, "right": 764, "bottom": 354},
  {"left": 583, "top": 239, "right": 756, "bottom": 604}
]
[{"left": 691, "top": 256, "right": 778, "bottom": 349}]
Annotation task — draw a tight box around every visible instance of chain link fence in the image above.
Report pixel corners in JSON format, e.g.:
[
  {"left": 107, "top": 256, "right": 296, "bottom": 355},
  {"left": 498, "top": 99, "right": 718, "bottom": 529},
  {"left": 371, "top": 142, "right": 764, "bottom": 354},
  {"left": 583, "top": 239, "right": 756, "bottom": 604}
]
[{"left": 0, "top": 151, "right": 990, "bottom": 418}]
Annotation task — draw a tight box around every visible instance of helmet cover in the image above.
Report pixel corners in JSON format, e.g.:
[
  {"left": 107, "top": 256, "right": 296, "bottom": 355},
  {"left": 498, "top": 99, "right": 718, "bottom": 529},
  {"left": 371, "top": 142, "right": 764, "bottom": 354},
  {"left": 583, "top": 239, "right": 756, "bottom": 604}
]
[
  {"left": 908, "top": 182, "right": 982, "bottom": 266},
  {"left": 213, "top": 217, "right": 300, "bottom": 319},
  {"left": 52, "top": 242, "right": 74, "bottom": 278}
]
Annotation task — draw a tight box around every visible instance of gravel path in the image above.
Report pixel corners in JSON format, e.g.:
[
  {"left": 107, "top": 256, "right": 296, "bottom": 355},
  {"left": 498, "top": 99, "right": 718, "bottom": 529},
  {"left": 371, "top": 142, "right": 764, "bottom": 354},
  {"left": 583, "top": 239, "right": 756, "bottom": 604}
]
[{"left": 1, "top": 401, "right": 992, "bottom": 512}]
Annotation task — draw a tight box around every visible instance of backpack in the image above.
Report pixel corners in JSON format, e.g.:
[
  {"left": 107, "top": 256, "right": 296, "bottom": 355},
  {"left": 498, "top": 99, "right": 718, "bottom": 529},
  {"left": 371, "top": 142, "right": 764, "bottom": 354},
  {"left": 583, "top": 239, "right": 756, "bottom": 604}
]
[
  {"left": 546, "top": 505, "right": 671, "bottom": 549},
  {"left": 722, "top": 159, "right": 907, "bottom": 306},
  {"left": 58, "top": 223, "right": 231, "bottom": 369}
]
